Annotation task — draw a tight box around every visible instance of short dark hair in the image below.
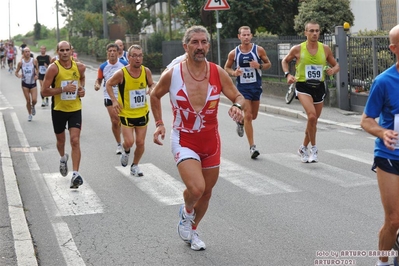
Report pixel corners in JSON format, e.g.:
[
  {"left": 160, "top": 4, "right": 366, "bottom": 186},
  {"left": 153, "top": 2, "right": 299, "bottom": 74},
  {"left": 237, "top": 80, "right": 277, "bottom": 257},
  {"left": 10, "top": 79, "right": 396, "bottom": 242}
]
[{"left": 106, "top": 43, "right": 119, "bottom": 51}]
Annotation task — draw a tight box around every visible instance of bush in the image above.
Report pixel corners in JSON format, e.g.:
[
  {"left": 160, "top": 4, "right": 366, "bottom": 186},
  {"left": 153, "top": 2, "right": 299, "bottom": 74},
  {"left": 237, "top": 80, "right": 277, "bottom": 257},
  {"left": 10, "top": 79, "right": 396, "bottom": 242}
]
[
  {"left": 70, "top": 36, "right": 90, "bottom": 55},
  {"left": 147, "top": 32, "right": 165, "bottom": 53},
  {"left": 143, "top": 53, "right": 163, "bottom": 73}
]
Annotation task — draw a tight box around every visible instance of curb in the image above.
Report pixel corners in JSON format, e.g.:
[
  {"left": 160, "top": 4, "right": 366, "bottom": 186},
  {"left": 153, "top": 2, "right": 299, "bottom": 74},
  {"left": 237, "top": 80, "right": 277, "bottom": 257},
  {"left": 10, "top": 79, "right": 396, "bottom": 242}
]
[{"left": 221, "top": 96, "right": 363, "bottom": 131}]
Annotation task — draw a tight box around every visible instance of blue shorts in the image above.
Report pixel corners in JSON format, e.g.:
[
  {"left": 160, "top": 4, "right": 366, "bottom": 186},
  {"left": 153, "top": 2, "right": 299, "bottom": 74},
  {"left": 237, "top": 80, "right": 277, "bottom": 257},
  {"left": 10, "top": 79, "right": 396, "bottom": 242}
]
[
  {"left": 237, "top": 86, "right": 262, "bottom": 101},
  {"left": 372, "top": 157, "right": 399, "bottom": 175}
]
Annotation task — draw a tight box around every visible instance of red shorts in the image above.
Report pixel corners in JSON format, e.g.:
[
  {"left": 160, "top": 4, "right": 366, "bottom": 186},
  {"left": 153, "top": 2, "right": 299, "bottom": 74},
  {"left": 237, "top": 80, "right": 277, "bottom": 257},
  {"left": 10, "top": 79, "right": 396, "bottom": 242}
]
[{"left": 171, "top": 126, "right": 221, "bottom": 169}]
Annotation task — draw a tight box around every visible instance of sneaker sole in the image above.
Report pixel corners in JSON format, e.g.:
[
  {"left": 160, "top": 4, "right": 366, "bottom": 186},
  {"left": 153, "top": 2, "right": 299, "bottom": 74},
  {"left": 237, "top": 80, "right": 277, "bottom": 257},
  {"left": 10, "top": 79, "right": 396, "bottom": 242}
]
[
  {"left": 130, "top": 172, "right": 144, "bottom": 177},
  {"left": 251, "top": 150, "right": 260, "bottom": 159},
  {"left": 70, "top": 177, "right": 83, "bottom": 189},
  {"left": 191, "top": 245, "right": 206, "bottom": 251}
]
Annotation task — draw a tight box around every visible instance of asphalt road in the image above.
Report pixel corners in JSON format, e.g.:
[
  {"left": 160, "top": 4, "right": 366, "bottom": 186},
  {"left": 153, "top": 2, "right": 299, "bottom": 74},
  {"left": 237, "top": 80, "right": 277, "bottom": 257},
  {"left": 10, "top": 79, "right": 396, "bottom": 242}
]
[{"left": 0, "top": 56, "right": 390, "bottom": 266}]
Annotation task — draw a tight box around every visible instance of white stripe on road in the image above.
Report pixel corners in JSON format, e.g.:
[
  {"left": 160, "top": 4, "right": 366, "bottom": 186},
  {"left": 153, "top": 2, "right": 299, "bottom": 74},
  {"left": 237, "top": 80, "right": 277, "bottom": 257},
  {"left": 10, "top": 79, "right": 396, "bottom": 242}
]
[
  {"left": 43, "top": 173, "right": 104, "bottom": 217},
  {"left": 337, "top": 130, "right": 356, "bottom": 135},
  {"left": 325, "top": 149, "right": 373, "bottom": 164},
  {"left": 1, "top": 112, "right": 37, "bottom": 266},
  {"left": 116, "top": 164, "right": 185, "bottom": 205},
  {"left": 220, "top": 158, "right": 301, "bottom": 195},
  {"left": 9, "top": 112, "right": 86, "bottom": 266},
  {"left": 264, "top": 153, "right": 376, "bottom": 187}
]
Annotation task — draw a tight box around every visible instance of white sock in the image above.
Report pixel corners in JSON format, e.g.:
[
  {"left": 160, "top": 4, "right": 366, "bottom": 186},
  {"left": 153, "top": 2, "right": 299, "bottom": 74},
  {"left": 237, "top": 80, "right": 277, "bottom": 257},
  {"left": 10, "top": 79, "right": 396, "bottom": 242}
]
[{"left": 376, "top": 259, "right": 390, "bottom": 266}]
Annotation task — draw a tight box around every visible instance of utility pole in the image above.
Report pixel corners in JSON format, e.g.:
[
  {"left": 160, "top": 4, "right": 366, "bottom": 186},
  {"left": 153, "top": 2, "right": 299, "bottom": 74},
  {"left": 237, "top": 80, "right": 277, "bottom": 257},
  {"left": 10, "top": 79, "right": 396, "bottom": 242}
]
[
  {"left": 102, "top": 0, "right": 108, "bottom": 39},
  {"left": 8, "top": 0, "right": 11, "bottom": 40},
  {"left": 35, "top": 0, "right": 38, "bottom": 23},
  {"left": 56, "top": 0, "right": 60, "bottom": 42},
  {"left": 168, "top": 0, "right": 172, "bottom": 40}
]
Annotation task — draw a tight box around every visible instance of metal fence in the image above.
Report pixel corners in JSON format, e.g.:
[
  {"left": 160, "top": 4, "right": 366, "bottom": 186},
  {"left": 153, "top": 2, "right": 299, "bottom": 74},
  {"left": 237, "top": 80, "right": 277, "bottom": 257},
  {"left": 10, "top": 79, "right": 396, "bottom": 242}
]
[{"left": 347, "top": 35, "right": 393, "bottom": 91}]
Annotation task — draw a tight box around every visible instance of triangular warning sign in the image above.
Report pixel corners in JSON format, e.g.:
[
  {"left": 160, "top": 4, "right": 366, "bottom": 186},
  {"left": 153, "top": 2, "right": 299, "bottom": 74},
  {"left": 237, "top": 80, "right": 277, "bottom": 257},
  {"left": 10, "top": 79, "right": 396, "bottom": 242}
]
[{"left": 204, "top": 0, "right": 230, "bottom": 11}]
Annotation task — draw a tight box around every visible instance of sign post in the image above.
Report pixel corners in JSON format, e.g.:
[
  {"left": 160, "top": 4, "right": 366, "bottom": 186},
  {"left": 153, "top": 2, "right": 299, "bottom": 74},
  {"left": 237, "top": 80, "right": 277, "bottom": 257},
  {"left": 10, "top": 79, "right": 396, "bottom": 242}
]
[{"left": 204, "top": 0, "right": 230, "bottom": 66}]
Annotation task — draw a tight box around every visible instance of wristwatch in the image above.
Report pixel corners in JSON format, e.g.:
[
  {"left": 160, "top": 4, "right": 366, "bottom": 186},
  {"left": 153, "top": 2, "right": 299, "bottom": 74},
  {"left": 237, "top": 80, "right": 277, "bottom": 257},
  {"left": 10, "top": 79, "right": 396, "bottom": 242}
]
[
  {"left": 284, "top": 72, "right": 290, "bottom": 78},
  {"left": 232, "top": 103, "right": 242, "bottom": 110},
  {"left": 259, "top": 63, "right": 263, "bottom": 70}
]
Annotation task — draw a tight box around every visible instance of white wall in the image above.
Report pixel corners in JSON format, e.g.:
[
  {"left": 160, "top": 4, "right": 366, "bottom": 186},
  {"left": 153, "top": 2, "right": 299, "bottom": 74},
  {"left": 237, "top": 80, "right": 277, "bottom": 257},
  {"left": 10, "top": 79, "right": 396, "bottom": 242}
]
[{"left": 350, "top": 0, "right": 378, "bottom": 33}]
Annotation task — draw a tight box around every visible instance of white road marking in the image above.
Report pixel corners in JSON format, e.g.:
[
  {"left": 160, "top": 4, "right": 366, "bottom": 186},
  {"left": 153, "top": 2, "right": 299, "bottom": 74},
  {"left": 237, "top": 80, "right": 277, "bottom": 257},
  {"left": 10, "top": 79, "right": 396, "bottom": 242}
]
[
  {"left": 325, "top": 149, "right": 373, "bottom": 164},
  {"left": 337, "top": 130, "right": 356, "bottom": 135},
  {"left": 9, "top": 112, "right": 86, "bottom": 266},
  {"left": 1, "top": 112, "right": 38, "bottom": 266},
  {"left": 116, "top": 164, "right": 185, "bottom": 205},
  {"left": 264, "top": 153, "right": 376, "bottom": 187},
  {"left": 43, "top": 173, "right": 104, "bottom": 216},
  {"left": 220, "top": 158, "right": 301, "bottom": 195}
]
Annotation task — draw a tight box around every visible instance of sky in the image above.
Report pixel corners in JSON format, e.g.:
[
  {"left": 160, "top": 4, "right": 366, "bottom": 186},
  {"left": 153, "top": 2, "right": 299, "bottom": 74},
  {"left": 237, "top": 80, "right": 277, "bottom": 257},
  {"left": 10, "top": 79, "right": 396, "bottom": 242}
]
[{"left": 0, "top": 0, "right": 66, "bottom": 41}]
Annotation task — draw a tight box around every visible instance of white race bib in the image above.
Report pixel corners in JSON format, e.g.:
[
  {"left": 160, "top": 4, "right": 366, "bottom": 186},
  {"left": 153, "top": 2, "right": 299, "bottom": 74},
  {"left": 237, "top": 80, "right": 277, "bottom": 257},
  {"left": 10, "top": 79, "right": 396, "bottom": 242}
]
[
  {"left": 60, "top": 80, "right": 79, "bottom": 100},
  {"left": 305, "top": 65, "right": 323, "bottom": 81},
  {"left": 39, "top": 65, "right": 47, "bottom": 74},
  {"left": 129, "top": 89, "right": 146, "bottom": 108},
  {"left": 394, "top": 114, "right": 399, "bottom": 149},
  {"left": 239, "top": 67, "right": 257, "bottom": 83}
]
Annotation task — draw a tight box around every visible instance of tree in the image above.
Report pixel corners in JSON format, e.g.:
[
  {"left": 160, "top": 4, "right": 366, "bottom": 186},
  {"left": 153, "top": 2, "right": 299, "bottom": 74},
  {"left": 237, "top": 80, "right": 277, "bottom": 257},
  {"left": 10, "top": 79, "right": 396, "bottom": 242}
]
[
  {"left": 180, "top": 0, "right": 273, "bottom": 38},
  {"left": 268, "top": 0, "right": 301, "bottom": 35},
  {"left": 219, "top": 0, "right": 273, "bottom": 38},
  {"left": 294, "top": 0, "right": 354, "bottom": 35},
  {"left": 112, "top": 0, "right": 151, "bottom": 34}
]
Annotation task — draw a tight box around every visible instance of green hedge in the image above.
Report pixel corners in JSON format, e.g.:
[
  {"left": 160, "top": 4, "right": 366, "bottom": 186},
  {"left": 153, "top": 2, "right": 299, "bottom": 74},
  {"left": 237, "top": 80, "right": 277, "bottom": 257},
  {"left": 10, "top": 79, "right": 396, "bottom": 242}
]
[{"left": 143, "top": 53, "right": 163, "bottom": 73}]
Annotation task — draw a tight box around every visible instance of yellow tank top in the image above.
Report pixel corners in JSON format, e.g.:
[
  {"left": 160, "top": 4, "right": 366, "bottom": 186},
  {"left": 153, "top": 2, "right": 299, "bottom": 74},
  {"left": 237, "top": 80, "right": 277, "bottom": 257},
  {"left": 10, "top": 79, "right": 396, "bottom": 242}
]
[
  {"left": 118, "top": 66, "right": 149, "bottom": 118},
  {"left": 295, "top": 41, "right": 326, "bottom": 82},
  {"left": 52, "top": 60, "right": 82, "bottom": 112}
]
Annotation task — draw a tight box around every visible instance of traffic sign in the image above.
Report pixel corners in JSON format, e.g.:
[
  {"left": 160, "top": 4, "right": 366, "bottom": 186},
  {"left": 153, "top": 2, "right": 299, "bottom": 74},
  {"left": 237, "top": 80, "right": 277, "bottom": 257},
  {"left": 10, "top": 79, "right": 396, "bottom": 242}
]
[{"left": 204, "top": 0, "right": 230, "bottom": 11}]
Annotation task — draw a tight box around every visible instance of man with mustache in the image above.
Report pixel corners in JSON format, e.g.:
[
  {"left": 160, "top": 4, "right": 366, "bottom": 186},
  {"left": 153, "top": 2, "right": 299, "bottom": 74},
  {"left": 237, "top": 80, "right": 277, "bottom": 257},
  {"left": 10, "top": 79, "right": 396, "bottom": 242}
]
[{"left": 151, "top": 25, "right": 245, "bottom": 250}]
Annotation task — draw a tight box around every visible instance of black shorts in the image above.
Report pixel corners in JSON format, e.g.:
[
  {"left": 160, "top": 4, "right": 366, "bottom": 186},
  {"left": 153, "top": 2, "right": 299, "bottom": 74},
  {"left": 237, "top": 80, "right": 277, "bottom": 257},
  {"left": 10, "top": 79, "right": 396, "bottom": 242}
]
[
  {"left": 296, "top": 82, "right": 326, "bottom": 104},
  {"left": 22, "top": 82, "right": 37, "bottom": 89},
  {"left": 372, "top": 157, "right": 399, "bottom": 175},
  {"left": 120, "top": 111, "right": 149, "bottom": 128},
  {"left": 104, "top": 99, "right": 112, "bottom": 107},
  {"left": 38, "top": 74, "right": 45, "bottom": 80},
  {"left": 51, "top": 109, "right": 82, "bottom": 134}
]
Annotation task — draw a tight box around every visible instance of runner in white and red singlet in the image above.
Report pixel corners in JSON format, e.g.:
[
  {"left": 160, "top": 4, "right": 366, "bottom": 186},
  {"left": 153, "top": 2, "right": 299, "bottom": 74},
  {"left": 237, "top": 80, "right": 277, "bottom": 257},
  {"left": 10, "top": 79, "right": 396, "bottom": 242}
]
[{"left": 151, "top": 25, "right": 245, "bottom": 251}]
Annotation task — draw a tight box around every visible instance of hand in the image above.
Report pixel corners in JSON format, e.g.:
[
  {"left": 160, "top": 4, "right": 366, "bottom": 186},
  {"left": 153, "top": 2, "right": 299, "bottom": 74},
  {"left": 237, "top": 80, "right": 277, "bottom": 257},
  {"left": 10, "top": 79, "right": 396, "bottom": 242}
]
[
  {"left": 286, "top": 74, "right": 296, "bottom": 85},
  {"left": 249, "top": 59, "right": 259, "bottom": 69},
  {"left": 78, "top": 86, "right": 85, "bottom": 97},
  {"left": 153, "top": 126, "right": 165, "bottom": 146},
  {"left": 234, "top": 66, "right": 243, "bottom": 77},
  {"left": 228, "top": 105, "right": 244, "bottom": 123},
  {"left": 112, "top": 101, "right": 121, "bottom": 114},
  {"left": 383, "top": 129, "right": 399, "bottom": 151},
  {"left": 63, "top": 81, "right": 76, "bottom": 93},
  {"left": 94, "top": 83, "right": 100, "bottom": 91}
]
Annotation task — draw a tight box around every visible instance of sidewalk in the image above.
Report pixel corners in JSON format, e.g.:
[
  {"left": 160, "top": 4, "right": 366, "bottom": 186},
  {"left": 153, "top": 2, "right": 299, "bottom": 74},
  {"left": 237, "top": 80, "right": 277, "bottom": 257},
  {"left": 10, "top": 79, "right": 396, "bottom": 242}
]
[{"left": 78, "top": 54, "right": 363, "bottom": 131}]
